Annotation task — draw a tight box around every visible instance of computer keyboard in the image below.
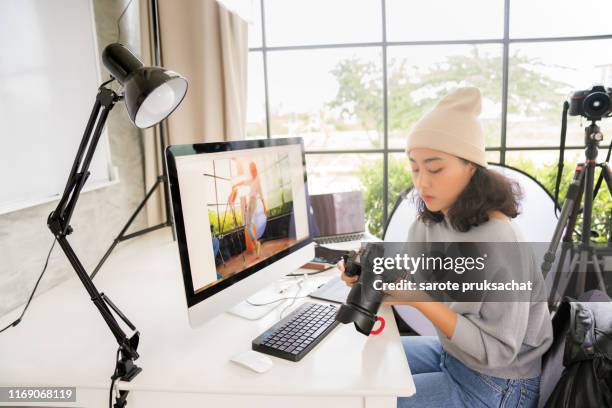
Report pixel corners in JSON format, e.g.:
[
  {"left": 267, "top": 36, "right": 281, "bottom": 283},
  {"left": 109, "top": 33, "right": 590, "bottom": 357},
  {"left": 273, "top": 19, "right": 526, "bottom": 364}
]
[
  {"left": 314, "top": 232, "right": 365, "bottom": 245},
  {"left": 252, "top": 302, "right": 339, "bottom": 362}
]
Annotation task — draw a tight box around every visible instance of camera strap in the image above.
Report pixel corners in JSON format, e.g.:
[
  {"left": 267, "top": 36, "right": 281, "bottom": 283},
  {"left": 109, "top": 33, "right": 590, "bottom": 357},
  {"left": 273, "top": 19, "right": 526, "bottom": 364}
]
[{"left": 554, "top": 101, "right": 570, "bottom": 215}]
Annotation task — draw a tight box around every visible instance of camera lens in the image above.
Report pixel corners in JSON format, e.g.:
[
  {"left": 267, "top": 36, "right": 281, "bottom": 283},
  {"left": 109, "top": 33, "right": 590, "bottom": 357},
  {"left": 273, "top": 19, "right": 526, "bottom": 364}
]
[{"left": 583, "top": 92, "right": 611, "bottom": 119}]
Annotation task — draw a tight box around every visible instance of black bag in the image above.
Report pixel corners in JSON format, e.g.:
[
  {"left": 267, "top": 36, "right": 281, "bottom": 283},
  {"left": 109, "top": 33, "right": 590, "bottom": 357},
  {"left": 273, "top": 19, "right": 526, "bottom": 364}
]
[{"left": 544, "top": 292, "right": 612, "bottom": 407}]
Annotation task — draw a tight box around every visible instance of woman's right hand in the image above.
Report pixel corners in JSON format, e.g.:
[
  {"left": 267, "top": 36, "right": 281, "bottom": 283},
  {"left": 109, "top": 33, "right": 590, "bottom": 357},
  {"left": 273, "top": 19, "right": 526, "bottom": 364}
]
[{"left": 338, "top": 259, "right": 359, "bottom": 287}]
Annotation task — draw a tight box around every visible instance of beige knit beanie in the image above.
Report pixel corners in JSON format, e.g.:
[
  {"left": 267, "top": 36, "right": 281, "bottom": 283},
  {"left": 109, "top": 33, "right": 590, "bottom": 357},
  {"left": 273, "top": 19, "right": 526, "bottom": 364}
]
[{"left": 405, "top": 87, "right": 488, "bottom": 168}]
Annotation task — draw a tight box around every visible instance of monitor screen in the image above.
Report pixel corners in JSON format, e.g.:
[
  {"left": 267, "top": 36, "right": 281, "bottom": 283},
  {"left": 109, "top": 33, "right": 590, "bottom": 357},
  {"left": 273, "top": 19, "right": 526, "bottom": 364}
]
[
  {"left": 311, "top": 191, "right": 365, "bottom": 237},
  {"left": 166, "top": 138, "right": 313, "bottom": 307}
]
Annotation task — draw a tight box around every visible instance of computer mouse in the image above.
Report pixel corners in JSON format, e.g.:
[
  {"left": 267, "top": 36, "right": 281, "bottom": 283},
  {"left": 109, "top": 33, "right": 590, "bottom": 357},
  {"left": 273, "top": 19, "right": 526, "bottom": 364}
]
[{"left": 230, "top": 350, "right": 274, "bottom": 373}]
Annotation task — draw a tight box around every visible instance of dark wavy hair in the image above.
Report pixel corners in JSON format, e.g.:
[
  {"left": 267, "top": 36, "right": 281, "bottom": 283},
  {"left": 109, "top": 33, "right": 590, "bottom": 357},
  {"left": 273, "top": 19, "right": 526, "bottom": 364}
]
[{"left": 413, "top": 160, "right": 523, "bottom": 232}]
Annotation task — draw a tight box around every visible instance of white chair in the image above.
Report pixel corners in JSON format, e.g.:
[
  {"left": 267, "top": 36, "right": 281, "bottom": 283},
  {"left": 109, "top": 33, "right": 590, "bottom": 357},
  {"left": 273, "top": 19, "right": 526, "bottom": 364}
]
[{"left": 384, "top": 163, "right": 560, "bottom": 336}]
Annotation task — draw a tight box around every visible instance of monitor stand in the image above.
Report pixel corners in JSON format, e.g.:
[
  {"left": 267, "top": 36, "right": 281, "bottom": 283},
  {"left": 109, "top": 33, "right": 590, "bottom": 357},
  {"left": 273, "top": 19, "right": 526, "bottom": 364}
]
[
  {"left": 227, "top": 281, "right": 296, "bottom": 320},
  {"left": 227, "top": 300, "right": 281, "bottom": 320}
]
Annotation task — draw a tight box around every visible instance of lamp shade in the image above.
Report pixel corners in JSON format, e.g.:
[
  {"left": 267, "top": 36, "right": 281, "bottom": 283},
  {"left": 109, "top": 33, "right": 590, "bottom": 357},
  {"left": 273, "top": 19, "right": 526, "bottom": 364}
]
[{"left": 102, "top": 43, "right": 188, "bottom": 129}]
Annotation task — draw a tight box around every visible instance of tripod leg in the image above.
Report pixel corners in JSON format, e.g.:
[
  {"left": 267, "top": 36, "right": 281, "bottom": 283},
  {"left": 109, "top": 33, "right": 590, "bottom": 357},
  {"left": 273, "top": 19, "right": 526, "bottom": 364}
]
[
  {"left": 576, "top": 248, "right": 590, "bottom": 296},
  {"left": 546, "top": 164, "right": 586, "bottom": 308},
  {"left": 601, "top": 163, "right": 612, "bottom": 242},
  {"left": 548, "top": 243, "right": 572, "bottom": 307},
  {"left": 590, "top": 253, "right": 607, "bottom": 293},
  {"left": 594, "top": 140, "right": 612, "bottom": 277},
  {"left": 602, "top": 163, "right": 612, "bottom": 184},
  {"left": 569, "top": 250, "right": 579, "bottom": 271},
  {"left": 587, "top": 163, "right": 609, "bottom": 292},
  {"left": 543, "top": 165, "right": 585, "bottom": 273},
  {"left": 550, "top": 247, "right": 583, "bottom": 307},
  {"left": 91, "top": 176, "right": 167, "bottom": 280}
]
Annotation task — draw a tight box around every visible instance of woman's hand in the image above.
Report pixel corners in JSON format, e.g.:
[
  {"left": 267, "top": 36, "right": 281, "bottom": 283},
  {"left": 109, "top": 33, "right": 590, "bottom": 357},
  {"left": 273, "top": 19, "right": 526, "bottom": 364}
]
[{"left": 338, "top": 259, "right": 359, "bottom": 287}]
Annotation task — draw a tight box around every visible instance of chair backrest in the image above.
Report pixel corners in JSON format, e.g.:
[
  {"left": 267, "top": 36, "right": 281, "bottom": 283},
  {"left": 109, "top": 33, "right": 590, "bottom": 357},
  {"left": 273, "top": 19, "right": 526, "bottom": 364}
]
[
  {"left": 384, "top": 163, "right": 561, "bottom": 336},
  {"left": 383, "top": 163, "right": 559, "bottom": 243},
  {"left": 383, "top": 187, "right": 416, "bottom": 243}
]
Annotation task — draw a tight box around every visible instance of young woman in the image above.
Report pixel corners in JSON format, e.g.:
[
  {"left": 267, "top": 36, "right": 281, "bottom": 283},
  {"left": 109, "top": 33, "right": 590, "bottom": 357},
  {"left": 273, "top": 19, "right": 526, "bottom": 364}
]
[{"left": 340, "top": 87, "right": 553, "bottom": 407}]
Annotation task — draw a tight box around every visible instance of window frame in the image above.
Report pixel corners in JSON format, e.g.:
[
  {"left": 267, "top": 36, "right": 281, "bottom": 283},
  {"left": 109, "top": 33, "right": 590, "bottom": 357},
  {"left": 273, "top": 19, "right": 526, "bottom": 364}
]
[{"left": 248, "top": 0, "right": 612, "bottom": 228}]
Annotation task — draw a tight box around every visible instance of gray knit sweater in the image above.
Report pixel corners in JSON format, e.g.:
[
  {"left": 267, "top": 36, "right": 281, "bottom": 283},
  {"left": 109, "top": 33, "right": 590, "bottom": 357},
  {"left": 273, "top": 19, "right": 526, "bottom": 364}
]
[{"left": 406, "top": 217, "right": 553, "bottom": 379}]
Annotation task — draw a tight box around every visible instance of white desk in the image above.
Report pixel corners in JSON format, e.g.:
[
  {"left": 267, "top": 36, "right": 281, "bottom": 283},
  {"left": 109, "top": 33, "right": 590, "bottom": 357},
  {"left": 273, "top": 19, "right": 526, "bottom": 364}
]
[{"left": 0, "top": 230, "right": 415, "bottom": 407}]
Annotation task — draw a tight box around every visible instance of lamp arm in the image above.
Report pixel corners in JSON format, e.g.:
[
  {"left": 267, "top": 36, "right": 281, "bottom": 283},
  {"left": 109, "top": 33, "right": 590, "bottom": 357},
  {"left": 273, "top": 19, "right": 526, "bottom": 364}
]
[
  {"left": 47, "top": 83, "right": 141, "bottom": 378},
  {"left": 53, "top": 235, "right": 141, "bottom": 362},
  {"left": 51, "top": 86, "right": 118, "bottom": 234},
  {"left": 57, "top": 98, "right": 100, "bottom": 209}
]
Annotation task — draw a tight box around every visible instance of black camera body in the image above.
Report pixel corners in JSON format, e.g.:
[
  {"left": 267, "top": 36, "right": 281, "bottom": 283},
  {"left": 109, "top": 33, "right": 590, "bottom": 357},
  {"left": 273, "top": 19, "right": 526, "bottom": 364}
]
[
  {"left": 342, "top": 250, "right": 363, "bottom": 277},
  {"left": 336, "top": 244, "right": 386, "bottom": 336},
  {"left": 569, "top": 85, "right": 612, "bottom": 121}
]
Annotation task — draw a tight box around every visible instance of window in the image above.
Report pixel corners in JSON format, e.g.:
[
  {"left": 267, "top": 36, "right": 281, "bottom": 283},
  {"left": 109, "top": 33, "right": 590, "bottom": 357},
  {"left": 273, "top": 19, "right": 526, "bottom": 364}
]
[
  {"left": 509, "top": 0, "right": 612, "bottom": 39},
  {"left": 386, "top": 0, "right": 504, "bottom": 41},
  {"left": 264, "top": 0, "right": 381, "bottom": 46},
  {"left": 267, "top": 47, "right": 383, "bottom": 150},
  {"left": 247, "top": 0, "right": 612, "bottom": 238},
  {"left": 387, "top": 44, "right": 503, "bottom": 149}
]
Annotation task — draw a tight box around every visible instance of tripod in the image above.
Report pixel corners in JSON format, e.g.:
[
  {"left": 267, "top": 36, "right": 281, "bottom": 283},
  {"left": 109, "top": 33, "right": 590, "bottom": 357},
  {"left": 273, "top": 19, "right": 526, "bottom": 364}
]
[
  {"left": 90, "top": 172, "right": 173, "bottom": 280},
  {"left": 90, "top": 0, "right": 172, "bottom": 281},
  {"left": 542, "top": 120, "right": 611, "bottom": 309}
]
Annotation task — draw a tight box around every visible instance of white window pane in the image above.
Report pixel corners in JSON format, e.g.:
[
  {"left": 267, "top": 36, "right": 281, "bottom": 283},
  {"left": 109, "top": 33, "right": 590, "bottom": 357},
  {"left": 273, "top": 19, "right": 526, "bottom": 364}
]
[
  {"left": 506, "top": 150, "right": 578, "bottom": 170},
  {"left": 387, "top": 44, "right": 503, "bottom": 149},
  {"left": 267, "top": 47, "right": 383, "bottom": 150},
  {"left": 246, "top": 52, "right": 267, "bottom": 139},
  {"left": 507, "top": 40, "right": 612, "bottom": 147},
  {"left": 510, "top": 0, "right": 612, "bottom": 39},
  {"left": 386, "top": 0, "right": 504, "bottom": 41},
  {"left": 265, "top": 0, "right": 381, "bottom": 46},
  {"left": 486, "top": 151, "right": 501, "bottom": 164},
  {"left": 248, "top": 0, "right": 262, "bottom": 48}
]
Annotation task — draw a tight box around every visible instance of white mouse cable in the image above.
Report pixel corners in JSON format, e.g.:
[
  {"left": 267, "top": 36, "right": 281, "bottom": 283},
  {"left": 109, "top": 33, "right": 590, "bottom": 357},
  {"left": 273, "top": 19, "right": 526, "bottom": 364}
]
[
  {"left": 279, "top": 279, "right": 305, "bottom": 319},
  {"left": 243, "top": 278, "right": 308, "bottom": 321}
]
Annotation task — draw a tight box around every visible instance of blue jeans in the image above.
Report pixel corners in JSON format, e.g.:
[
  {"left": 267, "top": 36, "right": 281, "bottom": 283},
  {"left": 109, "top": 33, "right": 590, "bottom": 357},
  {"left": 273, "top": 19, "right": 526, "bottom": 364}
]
[{"left": 397, "top": 336, "right": 540, "bottom": 408}]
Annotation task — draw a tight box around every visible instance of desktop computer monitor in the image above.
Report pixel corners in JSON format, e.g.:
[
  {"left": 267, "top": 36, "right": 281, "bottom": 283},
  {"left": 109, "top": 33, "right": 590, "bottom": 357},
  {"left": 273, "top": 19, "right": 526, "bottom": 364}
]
[{"left": 166, "top": 137, "right": 315, "bottom": 327}]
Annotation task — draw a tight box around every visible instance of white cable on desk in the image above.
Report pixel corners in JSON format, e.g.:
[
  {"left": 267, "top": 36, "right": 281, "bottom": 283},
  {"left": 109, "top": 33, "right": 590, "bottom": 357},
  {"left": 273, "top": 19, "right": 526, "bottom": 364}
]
[{"left": 240, "top": 277, "right": 307, "bottom": 321}]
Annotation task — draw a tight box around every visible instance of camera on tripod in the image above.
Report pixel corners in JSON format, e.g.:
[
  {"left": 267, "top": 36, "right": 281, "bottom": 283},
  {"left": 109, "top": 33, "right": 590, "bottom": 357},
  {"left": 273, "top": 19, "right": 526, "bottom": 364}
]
[
  {"left": 544, "top": 85, "right": 612, "bottom": 308},
  {"left": 569, "top": 85, "right": 612, "bottom": 121}
]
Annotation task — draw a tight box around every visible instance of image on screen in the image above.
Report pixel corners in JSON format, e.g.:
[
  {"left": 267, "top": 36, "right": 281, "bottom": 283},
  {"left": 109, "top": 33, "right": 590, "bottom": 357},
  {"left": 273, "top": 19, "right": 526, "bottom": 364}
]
[{"left": 174, "top": 144, "right": 310, "bottom": 294}]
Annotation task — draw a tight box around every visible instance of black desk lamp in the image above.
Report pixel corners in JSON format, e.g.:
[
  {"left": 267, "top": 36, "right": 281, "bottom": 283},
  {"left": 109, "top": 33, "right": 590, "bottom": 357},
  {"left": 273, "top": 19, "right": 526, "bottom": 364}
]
[{"left": 47, "top": 43, "right": 187, "bottom": 407}]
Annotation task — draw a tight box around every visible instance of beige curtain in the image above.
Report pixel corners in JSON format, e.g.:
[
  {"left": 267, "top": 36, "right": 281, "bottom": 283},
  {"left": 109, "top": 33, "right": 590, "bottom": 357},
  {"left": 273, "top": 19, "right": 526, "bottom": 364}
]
[{"left": 139, "top": 0, "right": 248, "bottom": 226}]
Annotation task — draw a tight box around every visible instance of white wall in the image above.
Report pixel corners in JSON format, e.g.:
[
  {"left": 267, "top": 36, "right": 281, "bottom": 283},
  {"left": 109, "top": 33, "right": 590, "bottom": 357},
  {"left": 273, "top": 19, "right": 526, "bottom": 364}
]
[
  {"left": 0, "top": 0, "right": 116, "bottom": 215},
  {"left": 0, "top": 0, "right": 148, "bottom": 317}
]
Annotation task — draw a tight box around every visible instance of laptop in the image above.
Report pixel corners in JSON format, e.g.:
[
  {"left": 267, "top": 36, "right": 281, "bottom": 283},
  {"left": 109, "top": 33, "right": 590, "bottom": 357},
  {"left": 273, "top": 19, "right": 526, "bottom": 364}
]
[{"left": 310, "top": 191, "right": 367, "bottom": 245}]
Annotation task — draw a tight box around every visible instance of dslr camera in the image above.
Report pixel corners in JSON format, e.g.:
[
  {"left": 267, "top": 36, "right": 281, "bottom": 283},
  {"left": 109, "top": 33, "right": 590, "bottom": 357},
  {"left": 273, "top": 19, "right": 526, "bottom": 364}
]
[
  {"left": 569, "top": 85, "right": 612, "bottom": 121},
  {"left": 335, "top": 243, "right": 386, "bottom": 335}
]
